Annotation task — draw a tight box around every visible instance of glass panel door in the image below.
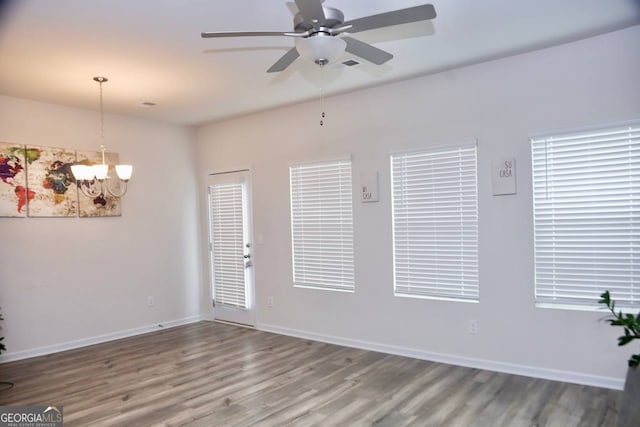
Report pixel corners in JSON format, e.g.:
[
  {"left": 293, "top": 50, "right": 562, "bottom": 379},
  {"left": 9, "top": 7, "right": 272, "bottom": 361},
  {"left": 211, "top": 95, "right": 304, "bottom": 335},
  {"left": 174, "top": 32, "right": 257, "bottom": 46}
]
[{"left": 207, "top": 170, "right": 255, "bottom": 326}]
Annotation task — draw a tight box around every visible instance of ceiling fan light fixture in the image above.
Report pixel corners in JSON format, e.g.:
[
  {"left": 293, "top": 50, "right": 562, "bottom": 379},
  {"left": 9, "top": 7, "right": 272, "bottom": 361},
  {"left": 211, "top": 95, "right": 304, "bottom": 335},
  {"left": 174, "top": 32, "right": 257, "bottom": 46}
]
[{"left": 295, "top": 34, "right": 346, "bottom": 66}]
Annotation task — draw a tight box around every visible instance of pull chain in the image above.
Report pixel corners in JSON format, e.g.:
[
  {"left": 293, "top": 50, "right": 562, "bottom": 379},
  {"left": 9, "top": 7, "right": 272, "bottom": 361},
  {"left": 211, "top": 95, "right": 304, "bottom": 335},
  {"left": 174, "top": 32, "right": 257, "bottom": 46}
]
[
  {"left": 320, "top": 88, "right": 325, "bottom": 127},
  {"left": 319, "top": 62, "right": 325, "bottom": 127}
]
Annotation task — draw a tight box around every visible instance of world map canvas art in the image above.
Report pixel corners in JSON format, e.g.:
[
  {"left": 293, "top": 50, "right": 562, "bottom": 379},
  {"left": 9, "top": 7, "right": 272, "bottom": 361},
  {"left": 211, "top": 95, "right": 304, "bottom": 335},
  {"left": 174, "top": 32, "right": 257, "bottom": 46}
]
[
  {"left": 26, "top": 144, "right": 79, "bottom": 217},
  {"left": 0, "top": 141, "right": 123, "bottom": 218},
  {"left": 0, "top": 142, "right": 29, "bottom": 217}
]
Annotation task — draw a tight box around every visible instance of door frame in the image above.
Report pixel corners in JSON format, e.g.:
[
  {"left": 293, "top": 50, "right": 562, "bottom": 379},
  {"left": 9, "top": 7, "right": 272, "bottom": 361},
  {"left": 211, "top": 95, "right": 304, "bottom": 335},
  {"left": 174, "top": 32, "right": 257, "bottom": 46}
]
[{"left": 206, "top": 169, "right": 256, "bottom": 327}]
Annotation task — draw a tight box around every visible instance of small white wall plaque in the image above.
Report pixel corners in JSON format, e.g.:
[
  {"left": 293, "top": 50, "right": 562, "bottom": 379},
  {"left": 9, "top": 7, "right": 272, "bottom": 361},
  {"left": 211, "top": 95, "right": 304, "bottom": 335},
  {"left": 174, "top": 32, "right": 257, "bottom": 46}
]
[
  {"left": 491, "top": 158, "right": 516, "bottom": 195},
  {"left": 360, "top": 172, "right": 379, "bottom": 202}
]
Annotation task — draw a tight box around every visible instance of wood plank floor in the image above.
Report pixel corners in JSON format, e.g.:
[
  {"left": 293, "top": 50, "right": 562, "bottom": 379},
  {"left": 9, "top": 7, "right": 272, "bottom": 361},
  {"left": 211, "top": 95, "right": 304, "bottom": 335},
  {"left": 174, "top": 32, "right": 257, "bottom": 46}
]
[{"left": 0, "top": 321, "right": 620, "bottom": 426}]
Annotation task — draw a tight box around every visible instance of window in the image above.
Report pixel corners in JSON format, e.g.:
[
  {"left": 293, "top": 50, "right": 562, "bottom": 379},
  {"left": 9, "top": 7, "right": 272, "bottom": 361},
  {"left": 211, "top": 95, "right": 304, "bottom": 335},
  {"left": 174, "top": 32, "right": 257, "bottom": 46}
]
[
  {"left": 289, "top": 158, "right": 354, "bottom": 292},
  {"left": 391, "top": 143, "right": 479, "bottom": 301},
  {"left": 532, "top": 123, "right": 640, "bottom": 309}
]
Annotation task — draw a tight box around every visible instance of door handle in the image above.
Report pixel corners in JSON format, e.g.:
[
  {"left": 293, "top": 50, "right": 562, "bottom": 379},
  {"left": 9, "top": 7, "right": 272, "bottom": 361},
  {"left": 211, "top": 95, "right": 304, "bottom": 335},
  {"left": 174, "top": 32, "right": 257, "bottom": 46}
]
[{"left": 243, "top": 254, "right": 251, "bottom": 259}]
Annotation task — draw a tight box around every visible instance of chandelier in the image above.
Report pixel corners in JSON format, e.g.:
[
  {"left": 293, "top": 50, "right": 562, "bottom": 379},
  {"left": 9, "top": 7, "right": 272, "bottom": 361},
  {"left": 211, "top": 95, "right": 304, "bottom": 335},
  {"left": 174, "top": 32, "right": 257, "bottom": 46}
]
[{"left": 71, "top": 77, "right": 132, "bottom": 198}]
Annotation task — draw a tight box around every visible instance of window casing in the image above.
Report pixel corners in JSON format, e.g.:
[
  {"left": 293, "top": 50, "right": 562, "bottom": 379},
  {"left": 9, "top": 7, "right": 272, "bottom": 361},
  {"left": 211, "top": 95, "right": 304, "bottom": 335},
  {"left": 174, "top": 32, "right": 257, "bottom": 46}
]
[
  {"left": 532, "top": 123, "right": 640, "bottom": 309},
  {"left": 391, "top": 143, "right": 479, "bottom": 302},
  {"left": 289, "top": 158, "right": 354, "bottom": 292}
]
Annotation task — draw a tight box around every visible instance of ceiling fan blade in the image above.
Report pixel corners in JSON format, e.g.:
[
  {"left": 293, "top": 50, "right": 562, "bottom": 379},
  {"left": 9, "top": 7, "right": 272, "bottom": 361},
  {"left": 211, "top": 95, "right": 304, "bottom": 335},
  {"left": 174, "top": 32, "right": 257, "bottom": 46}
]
[
  {"left": 343, "top": 36, "right": 393, "bottom": 65},
  {"left": 294, "top": 0, "right": 326, "bottom": 26},
  {"left": 343, "top": 4, "right": 436, "bottom": 34},
  {"left": 267, "top": 47, "right": 300, "bottom": 73},
  {"left": 201, "top": 31, "right": 298, "bottom": 38},
  {"left": 328, "top": 24, "right": 353, "bottom": 36}
]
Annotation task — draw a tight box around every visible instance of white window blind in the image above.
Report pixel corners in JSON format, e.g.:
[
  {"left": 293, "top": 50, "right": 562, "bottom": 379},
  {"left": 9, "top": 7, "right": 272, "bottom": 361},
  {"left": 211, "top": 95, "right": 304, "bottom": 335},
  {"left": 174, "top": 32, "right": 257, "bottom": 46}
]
[
  {"left": 532, "top": 123, "right": 640, "bottom": 309},
  {"left": 210, "top": 182, "right": 247, "bottom": 308},
  {"left": 391, "top": 144, "right": 479, "bottom": 301},
  {"left": 290, "top": 159, "right": 354, "bottom": 292}
]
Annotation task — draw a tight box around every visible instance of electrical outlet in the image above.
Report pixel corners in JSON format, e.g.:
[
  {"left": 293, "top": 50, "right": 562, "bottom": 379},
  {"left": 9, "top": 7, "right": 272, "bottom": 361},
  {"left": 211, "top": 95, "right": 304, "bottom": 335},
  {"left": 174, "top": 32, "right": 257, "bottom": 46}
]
[
  {"left": 147, "top": 296, "right": 155, "bottom": 307},
  {"left": 267, "top": 296, "right": 274, "bottom": 308},
  {"left": 469, "top": 319, "right": 479, "bottom": 334}
]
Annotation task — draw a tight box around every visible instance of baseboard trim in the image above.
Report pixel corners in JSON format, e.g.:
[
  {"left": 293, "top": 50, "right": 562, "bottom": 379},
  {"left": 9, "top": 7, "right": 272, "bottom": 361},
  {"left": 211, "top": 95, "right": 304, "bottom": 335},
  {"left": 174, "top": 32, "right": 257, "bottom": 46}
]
[
  {"left": 0, "top": 315, "right": 203, "bottom": 363},
  {"left": 257, "top": 323, "right": 624, "bottom": 391}
]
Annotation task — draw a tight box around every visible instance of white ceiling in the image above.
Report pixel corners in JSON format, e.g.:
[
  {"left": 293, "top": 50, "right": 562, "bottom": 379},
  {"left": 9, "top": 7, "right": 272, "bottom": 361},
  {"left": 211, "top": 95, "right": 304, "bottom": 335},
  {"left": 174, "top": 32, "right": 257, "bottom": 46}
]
[{"left": 0, "top": 0, "right": 638, "bottom": 126}]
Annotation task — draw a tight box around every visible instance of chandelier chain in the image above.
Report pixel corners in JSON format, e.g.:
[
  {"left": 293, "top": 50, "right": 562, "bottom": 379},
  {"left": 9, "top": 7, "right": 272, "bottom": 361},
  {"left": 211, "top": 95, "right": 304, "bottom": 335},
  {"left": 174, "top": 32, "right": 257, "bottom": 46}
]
[{"left": 99, "top": 80, "right": 105, "bottom": 148}]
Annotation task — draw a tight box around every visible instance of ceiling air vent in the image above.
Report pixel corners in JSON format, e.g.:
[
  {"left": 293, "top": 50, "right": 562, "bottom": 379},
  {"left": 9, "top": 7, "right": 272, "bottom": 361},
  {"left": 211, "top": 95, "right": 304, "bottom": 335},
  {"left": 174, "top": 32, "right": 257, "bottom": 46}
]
[{"left": 342, "top": 59, "right": 360, "bottom": 67}]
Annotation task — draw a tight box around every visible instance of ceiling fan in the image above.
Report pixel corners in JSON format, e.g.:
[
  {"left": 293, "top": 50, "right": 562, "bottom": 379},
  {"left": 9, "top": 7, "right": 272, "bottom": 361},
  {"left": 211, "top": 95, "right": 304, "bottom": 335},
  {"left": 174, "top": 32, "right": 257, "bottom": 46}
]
[{"left": 201, "top": 0, "right": 436, "bottom": 73}]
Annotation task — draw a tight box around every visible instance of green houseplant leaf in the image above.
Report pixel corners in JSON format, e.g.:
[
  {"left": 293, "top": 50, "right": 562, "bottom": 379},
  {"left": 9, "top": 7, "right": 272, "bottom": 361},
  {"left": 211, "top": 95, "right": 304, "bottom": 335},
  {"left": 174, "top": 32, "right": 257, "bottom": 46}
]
[
  {"left": 0, "top": 311, "right": 5, "bottom": 355},
  {"left": 599, "top": 291, "right": 640, "bottom": 368},
  {"left": 0, "top": 309, "right": 12, "bottom": 390}
]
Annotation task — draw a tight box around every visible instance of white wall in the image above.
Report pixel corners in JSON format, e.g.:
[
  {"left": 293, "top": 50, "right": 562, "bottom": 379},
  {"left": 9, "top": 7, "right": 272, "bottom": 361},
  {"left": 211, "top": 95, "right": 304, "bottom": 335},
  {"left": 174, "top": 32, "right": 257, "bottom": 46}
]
[
  {"left": 196, "top": 26, "right": 640, "bottom": 387},
  {"left": 0, "top": 95, "right": 202, "bottom": 359}
]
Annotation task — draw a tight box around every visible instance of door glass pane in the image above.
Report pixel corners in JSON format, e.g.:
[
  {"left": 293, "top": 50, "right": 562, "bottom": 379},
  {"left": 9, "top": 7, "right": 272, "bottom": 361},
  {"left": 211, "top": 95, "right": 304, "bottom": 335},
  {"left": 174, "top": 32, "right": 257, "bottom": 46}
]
[{"left": 210, "top": 182, "right": 247, "bottom": 308}]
